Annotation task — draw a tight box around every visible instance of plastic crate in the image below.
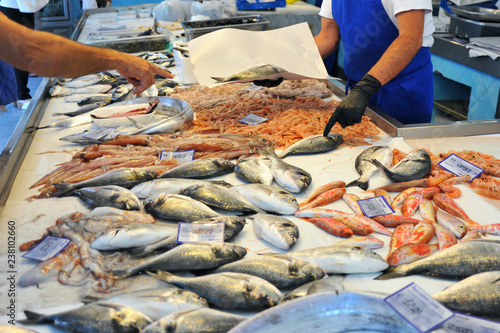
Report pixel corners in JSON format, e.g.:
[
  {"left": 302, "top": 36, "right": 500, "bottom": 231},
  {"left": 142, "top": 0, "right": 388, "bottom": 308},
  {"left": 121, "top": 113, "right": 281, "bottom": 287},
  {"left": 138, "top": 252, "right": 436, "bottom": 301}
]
[{"left": 236, "top": 0, "right": 286, "bottom": 11}]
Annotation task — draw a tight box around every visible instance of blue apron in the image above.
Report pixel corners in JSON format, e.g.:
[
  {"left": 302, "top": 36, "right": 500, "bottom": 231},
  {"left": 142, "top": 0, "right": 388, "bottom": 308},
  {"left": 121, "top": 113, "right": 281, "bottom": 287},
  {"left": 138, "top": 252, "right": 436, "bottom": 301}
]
[{"left": 332, "top": 0, "right": 433, "bottom": 124}]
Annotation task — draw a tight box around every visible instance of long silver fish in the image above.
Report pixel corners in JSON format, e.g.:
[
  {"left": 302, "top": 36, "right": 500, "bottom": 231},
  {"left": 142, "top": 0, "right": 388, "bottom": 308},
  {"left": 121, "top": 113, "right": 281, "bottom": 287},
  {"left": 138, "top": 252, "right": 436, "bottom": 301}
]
[
  {"left": 248, "top": 213, "right": 299, "bottom": 250},
  {"left": 261, "top": 148, "right": 311, "bottom": 193},
  {"left": 234, "top": 157, "right": 273, "bottom": 185},
  {"left": 231, "top": 184, "right": 299, "bottom": 215},
  {"left": 52, "top": 101, "right": 110, "bottom": 117},
  {"left": 29, "top": 113, "right": 92, "bottom": 131},
  {"left": 159, "top": 158, "right": 235, "bottom": 179},
  {"left": 111, "top": 83, "right": 134, "bottom": 102},
  {"left": 50, "top": 84, "right": 113, "bottom": 97},
  {"left": 76, "top": 94, "right": 113, "bottom": 106},
  {"left": 181, "top": 184, "right": 264, "bottom": 214},
  {"left": 346, "top": 145, "right": 393, "bottom": 190},
  {"left": 228, "top": 291, "right": 419, "bottom": 333},
  {"left": 57, "top": 74, "right": 107, "bottom": 88},
  {"left": 59, "top": 131, "right": 111, "bottom": 145},
  {"left": 141, "top": 308, "right": 246, "bottom": 333},
  {"left": 280, "top": 275, "right": 345, "bottom": 303},
  {"left": 216, "top": 255, "right": 325, "bottom": 289},
  {"left": 278, "top": 134, "right": 343, "bottom": 159},
  {"left": 127, "top": 113, "right": 193, "bottom": 135},
  {"left": 211, "top": 64, "right": 288, "bottom": 83},
  {"left": 52, "top": 168, "right": 157, "bottom": 196},
  {"left": 68, "top": 185, "right": 141, "bottom": 210},
  {"left": 376, "top": 240, "right": 500, "bottom": 280},
  {"left": 371, "top": 149, "right": 431, "bottom": 183},
  {"left": 131, "top": 178, "right": 231, "bottom": 199},
  {"left": 143, "top": 193, "right": 220, "bottom": 221},
  {"left": 149, "top": 271, "right": 282, "bottom": 311},
  {"left": 432, "top": 271, "right": 500, "bottom": 317}
]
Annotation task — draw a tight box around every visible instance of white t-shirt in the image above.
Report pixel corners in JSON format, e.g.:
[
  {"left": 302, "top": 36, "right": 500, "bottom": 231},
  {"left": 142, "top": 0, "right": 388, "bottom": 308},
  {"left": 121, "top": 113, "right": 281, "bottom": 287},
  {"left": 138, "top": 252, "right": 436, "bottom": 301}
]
[
  {"left": 319, "top": 0, "right": 434, "bottom": 47},
  {"left": 0, "top": 0, "right": 20, "bottom": 10}
]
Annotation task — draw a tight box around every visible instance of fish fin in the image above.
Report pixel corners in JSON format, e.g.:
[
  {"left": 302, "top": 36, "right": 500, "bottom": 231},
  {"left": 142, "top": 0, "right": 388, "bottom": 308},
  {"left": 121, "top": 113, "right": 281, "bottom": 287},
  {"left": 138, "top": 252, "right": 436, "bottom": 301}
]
[
  {"left": 51, "top": 182, "right": 75, "bottom": 196},
  {"left": 345, "top": 179, "right": 368, "bottom": 191},
  {"left": 210, "top": 76, "right": 226, "bottom": 82},
  {"left": 23, "top": 310, "right": 46, "bottom": 322},
  {"left": 373, "top": 265, "right": 401, "bottom": 280},
  {"left": 146, "top": 270, "right": 173, "bottom": 282}
]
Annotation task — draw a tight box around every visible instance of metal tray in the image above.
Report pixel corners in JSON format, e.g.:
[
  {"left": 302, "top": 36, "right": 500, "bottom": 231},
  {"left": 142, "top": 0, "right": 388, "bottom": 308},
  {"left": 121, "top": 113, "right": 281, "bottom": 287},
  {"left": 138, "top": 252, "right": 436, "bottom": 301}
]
[
  {"left": 182, "top": 15, "right": 269, "bottom": 41},
  {"left": 450, "top": 6, "right": 500, "bottom": 23}
]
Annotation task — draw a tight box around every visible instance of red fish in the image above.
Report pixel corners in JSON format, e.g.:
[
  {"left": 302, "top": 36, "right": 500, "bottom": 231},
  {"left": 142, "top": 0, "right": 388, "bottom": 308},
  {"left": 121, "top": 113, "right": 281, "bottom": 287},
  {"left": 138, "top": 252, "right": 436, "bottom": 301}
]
[
  {"left": 434, "top": 223, "right": 457, "bottom": 250},
  {"left": 406, "top": 221, "right": 435, "bottom": 245},
  {"left": 373, "top": 214, "right": 421, "bottom": 228},
  {"left": 305, "top": 217, "right": 353, "bottom": 238},
  {"left": 387, "top": 243, "right": 439, "bottom": 265},
  {"left": 300, "top": 188, "right": 346, "bottom": 210},
  {"left": 388, "top": 223, "right": 414, "bottom": 258}
]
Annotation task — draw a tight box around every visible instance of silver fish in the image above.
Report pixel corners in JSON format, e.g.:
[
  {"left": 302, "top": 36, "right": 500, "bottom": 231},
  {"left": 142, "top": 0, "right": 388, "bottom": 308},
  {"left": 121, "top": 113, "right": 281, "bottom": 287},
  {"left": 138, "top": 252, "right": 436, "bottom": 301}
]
[
  {"left": 141, "top": 308, "right": 246, "bottom": 333},
  {"left": 127, "top": 112, "right": 193, "bottom": 135},
  {"left": 376, "top": 240, "right": 500, "bottom": 280},
  {"left": 371, "top": 149, "right": 431, "bottom": 183},
  {"left": 231, "top": 183, "right": 299, "bottom": 215},
  {"left": 149, "top": 271, "right": 282, "bottom": 310},
  {"left": 90, "top": 223, "right": 178, "bottom": 250},
  {"left": 29, "top": 113, "right": 92, "bottom": 130},
  {"left": 112, "top": 83, "right": 134, "bottom": 102},
  {"left": 117, "top": 242, "right": 247, "bottom": 276},
  {"left": 234, "top": 157, "right": 273, "bottom": 185},
  {"left": 52, "top": 101, "right": 110, "bottom": 117},
  {"left": 432, "top": 271, "right": 500, "bottom": 317},
  {"left": 143, "top": 193, "right": 220, "bottom": 221},
  {"left": 159, "top": 158, "right": 235, "bottom": 179},
  {"left": 248, "top": 213, "right": 299, "bottom": 250},
  {"left": 52, "top": 168, "right": 158, "bottom": 196},
  {"left": 436, "top": 209, "right": 468, "bottom": 238},
  {"left": 68, "top": 185, "right": 141, "bottom": 210},
  {"left": 278, "top": 134, "right": 343, "bottom": 159},
  {"left": 228, "top": 291, "right": 419, "bottom": 333},
  {"left": 59, "top": 131, "right": 111, "bottom": 145},
  {"left": 131, "top": 178, "right": 230, "bottom": 199},
  {"left": 58, "top": 74, "right": 106, "bottom": 88},
  {"left": 50, "top": 84, "right": 113, "bottom": 97},
  {"left": 262, "top": 148, "right": 311, "bottom": 193},
  {"left": 211, "top": 64, "right": 288, "bottom": 83},
  {"left": 22, "top": 302, "right": 152, "bottom": 333},
  {"left": 216, "top": 255, "right": 325, "bottom": 289},
  {"left": 76, "top": 94, "right": 113, "bottom": 106},
  {"left": 280, "top": 275, "right": 345, "bottom": 303},
  {"left": 346, "top": 145, "right": 393, "bottom": 190},
  {"left": 181, "top": 183, "right": 264, "bottom": 214}
]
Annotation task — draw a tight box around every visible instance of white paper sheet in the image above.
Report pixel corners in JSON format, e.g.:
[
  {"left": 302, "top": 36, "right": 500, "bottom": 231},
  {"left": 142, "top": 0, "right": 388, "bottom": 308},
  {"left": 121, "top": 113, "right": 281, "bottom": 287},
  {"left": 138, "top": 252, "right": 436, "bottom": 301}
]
[{"left": 187, "top": 22, "right": 329, "bottom": 87}]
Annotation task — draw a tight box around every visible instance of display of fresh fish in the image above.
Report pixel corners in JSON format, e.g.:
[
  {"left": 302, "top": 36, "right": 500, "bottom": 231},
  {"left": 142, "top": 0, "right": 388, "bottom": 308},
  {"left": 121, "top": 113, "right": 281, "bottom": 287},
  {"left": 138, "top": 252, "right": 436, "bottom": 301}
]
[
  {"left": 141, "top": 308, "right": 245, "bottom": 333},
  {"left": 346, "top": 145, "right": 393, "bottom": 190},
  {"left": 432, "top": 271, "right": 500, "bottom": 317},
  {"left": 67, "top": 185, "right": 141, "bottom": 210},
  {"left": 234, "top": 157, "right": 273, "bottom": 185},
  {"left": 50, "top": 84, "right": 113, "bottom": 97},
  {"left": 180, "top": 183, "right": 264, "bottom": 213},
  {"left": 386, "top": 243, "right": 439, "bottom": 265},
  {"left": 265, "top": 150, "right": 312, "bottom": 193},
  {"left": 149, "top": 271, "right": 282, "bottom": 311},
  {"left": 52, "top": 168, "right": 158, "bottom": 196},
  {"left": 231, "top": 183, "right": 299, "bottom": 215},
  {"left": 29, "top": 113, "right": 92, "bottom": 131},
  {"left": 76, "top": 94, "right": 113, "bottom": 106},
  {"left": 159, "top": 158, "right": 235, "bottom": 179},
  {"left": 215, "top": 255, "right": 325, "bottom": 289},
  {"left": 52, "top": 101, "right": 109, "bottom": 117},
  {"left": 228, "top": 291, "right": 419, "bottom": 333},
  {"left": 130, "top": 178, "right": 230, "bottom": 199},
  {"left": 211, "top": 64, "right": 288, "bottom": 83},
  {"left": 371, "top": 149, "right": 432, "bottom": 183},
  {"left": 279, "top": 275, "right": 345, "bottom": 303},
  {"left": 376, "top": 240, "right": 500, "bottom": 280},
  {"left": 143, "top": 193, "right": 221, "bottom": 221},
  {"left": 277, "top": 133, "right": 343, "bottom": 159},
  {"left": 248, "top": 213, "right": 299, "bottom": 250}
]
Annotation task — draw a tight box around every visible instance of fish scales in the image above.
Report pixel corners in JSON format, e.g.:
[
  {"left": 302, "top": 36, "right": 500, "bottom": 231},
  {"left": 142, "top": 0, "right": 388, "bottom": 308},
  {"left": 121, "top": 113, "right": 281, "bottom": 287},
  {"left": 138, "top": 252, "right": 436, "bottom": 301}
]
[{"left": 143, "top": 193, "right": 221, "bottom": 221}]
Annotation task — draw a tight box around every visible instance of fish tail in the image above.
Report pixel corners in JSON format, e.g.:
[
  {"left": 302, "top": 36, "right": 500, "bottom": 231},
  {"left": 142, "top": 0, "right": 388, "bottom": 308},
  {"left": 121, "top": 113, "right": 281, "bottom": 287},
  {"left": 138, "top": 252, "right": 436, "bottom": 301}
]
[
  {"left": 51, "top": 182, "right": 75, "bottom": 196},
  {"left": 373, "top": 265, "right": 402, "bottom": 280},
  {"left": 146, "top": 269, "right": 174, "bottom": 282},
  {"left": 345, "top": 179, "right": 368, "bottom": 191},
  {"left": 210, "top": 76, "right": 225, "bottom": 82},
  {"left": 23, "top": 310, "right": 45, "bottom": 322}
]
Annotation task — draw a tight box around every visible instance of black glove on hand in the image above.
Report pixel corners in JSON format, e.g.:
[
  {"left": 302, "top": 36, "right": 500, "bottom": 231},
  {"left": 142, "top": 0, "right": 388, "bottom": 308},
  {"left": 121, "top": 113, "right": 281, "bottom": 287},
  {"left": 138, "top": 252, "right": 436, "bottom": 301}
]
[{"left": 323, "top": 74, "right": 381, "bottom": 135}]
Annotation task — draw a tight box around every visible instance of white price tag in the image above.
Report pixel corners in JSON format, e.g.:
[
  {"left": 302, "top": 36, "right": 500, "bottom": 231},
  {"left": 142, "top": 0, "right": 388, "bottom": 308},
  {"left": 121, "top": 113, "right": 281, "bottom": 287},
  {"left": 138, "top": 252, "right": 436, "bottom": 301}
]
[
  {"left": 438, "top": 153, "right": 484, "bottom": 179},
  {"left": 244, "top": 85, "right": 265, "bottom": 91},
  {"left": 385, "top": 283, "right": 454, "bottom": 333},
  {"left": 83, "top": 126, "right": 116, "bottom": 140},
  {"left": 22, "top": 236, "right": 71, "bottom": 261},
  {"left": 177, "top": 222, "right": 225, "bottom": 243},
  {"left": 239, "top": 113, "right": 268, "bottom": 125},
  {"left": 358, "top": 196, "right": 394, "bottom": 218},
  {"left": 159, "top": 149, "right": 195, "bottom": 163},
  {"left": 437, "top": 313, "right": 500, "bottom": 333}
]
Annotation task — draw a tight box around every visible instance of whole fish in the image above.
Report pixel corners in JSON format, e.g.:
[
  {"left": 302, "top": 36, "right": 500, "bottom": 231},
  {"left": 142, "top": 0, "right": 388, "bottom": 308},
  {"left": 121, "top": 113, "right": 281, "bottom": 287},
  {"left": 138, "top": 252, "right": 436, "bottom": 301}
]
[
  {"left": 180, "top": 183, "right": 264, "bottom": 213},
  {"left": 376, "top": 240, "right": 500, "bottom": 280},
  {"left": 434, "top": 223, "right": 457, "bottom": 250},
  {"left": 130, "top": 178, "right": 232, "bottom": 199},
  {"left": 277, "top": 133, "right": 343, "bottom": 159},
  {"left": 22, "top": 302, "right": 152, "bottom": 333},
  {"left": 346, "top": 145, "right": 393, "bottom": 190},
  {"left": 127, "top": 112, "right": 194, "bottom": 135},
  {"left": 231, "top": 183, "right": 299, "bottom": 215},
  {"left": 59, "top": 131, "right": 111, "bottom": 145},
  {"left": 387, "top": 223, "right": 414, "bottom": 258},
  {"left": 402, "top": 192, "right": 423, "bottom": 217},
  {"left": 432, "top": 271, "right": 500, "bottom": 317},
  {"left": 29, "top": 113, "right": 92, "bottom": 130},
  {"left": 386, "top": 243, "right": 440, "bottom": 265},
  {"left": 211, "top": 64, "right": 288, "bottom": 83},
  {"left": 266, "top": 152, "right": 312, "bottom": 193},
  {"left": 58, "top": 74, "right": 107, "bottom": 88},
  {"left": 50, "top": 84, "right": 112, "bottom": 97},
  {"left": 391, "top": 187, "right": 422, "bottom": 208},
  {"left": 215, "top": 255, "right": 325, "bottom": 289},
  {"left": 372, "top": 214, "right": 421, "bottom": 228},
  {"left": 433, "top": 193, "right": 479, "bottom": 226},
  {"left": 374, "top": 178, "right": 428, "bottom": 192},
  {"left": 90, "top": 223, "right": 178, "bottom": 250},
  {"left": 470, "top": 223, "right": 500, "bottom": 236},
  {"left": 143, "top": 193, "right": 220, "bottom": 221},
  {"left": 111, "top": 83, "right": 134, "bottom": 102},
  {"left": 149, "top": 271, "right": 282, "bottom": 310},
  {"left": 334, "top": 235, "right": 385, "bottom": 250},
  {"left": 116, "top": 242, "right": 247, "bottom": 276},
  {"left": 279, "top": 275, "right": 345, "bottom": 303},
  {"left": 419, "top": 198, "right": 436, "bottom": 223},
  {"left": 52, "top": 168, "right": 157, "bottom": 196},
  {"left": 159, "top": 158, "right": 235, "bottom": 179},
  {"left": 68, "top": 185, "right": 141, "bottom": 210},
  {"left": 299, "top": 180, "right": 346, "bottom": 208},
  {"left": 341, "top": 192, "right": 363, "bottom": 215},
  {"left": 371, "top": 149, "right": 432, "bottom": 183},
  {"left": 234, "top": 157, "right": 273, "bottom": 185},
  {"left": 248, "top": 213, "right": 299, "bottom": 250},
  {"left": 305, "top": 217, "right": 354, "bottom": 238},
  {"left": 76, "top": 94, "right": 113, "bottom": 106},
  {"left": 405, "top": 221, "right": 435, "bottom": 245},
  {"left": 52, "top": 101, "right": 109, "bottom": 117},
  {"left": 228, "top": 291, "right": 419, "bottom": 333},
  {"left": 299, "top": 187, "right": 346, "bottom": 210}
]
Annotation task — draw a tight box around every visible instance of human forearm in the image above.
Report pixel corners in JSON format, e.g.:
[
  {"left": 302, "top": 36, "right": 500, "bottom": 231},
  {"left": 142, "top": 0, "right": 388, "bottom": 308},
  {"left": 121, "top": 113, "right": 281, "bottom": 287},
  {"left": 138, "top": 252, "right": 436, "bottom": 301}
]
[{"left": 314, "top": 17, "right": 340, "bottom": 59}]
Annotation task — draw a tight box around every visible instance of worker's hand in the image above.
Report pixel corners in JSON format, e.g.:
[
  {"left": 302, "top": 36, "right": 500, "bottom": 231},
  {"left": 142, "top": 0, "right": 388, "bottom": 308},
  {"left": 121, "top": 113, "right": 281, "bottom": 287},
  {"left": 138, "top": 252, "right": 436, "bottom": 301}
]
[{"left": 323, "top": 74, "right": 381, "bottom": 135}]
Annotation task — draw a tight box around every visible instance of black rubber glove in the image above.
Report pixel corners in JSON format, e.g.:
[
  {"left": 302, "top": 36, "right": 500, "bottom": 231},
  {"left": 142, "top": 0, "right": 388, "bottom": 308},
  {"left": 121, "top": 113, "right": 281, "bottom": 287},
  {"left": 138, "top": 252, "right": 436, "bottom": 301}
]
[{"left": 323, "top": 74, "right": 381, "bottom": 135}]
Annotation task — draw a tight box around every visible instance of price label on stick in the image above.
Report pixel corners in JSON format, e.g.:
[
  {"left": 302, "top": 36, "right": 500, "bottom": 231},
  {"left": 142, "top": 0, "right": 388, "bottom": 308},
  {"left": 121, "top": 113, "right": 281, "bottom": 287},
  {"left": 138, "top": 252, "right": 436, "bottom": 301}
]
[
  {"left": 437, "top": 313, "right": 500, "bottom": 333},
  {"left": 159, "top": 149, "right": 195, "bottom": 163},
  {"left": 438, "top": 153, "right": 484, "bottom": 180},
  {"left": 239, "top": 113, "right": 268, "bottom": 125},
  {"left": 22, "top": 236, "right": 70, "bottom": 261},
  {"left": 177, "top": 222, "right": 225, "bottom": 243},
  {"left": 83, "top": 126, "right": 116, "bottom": 140},
  {"left": 357, "top": 196, "right": 394, "bottom": 218}
]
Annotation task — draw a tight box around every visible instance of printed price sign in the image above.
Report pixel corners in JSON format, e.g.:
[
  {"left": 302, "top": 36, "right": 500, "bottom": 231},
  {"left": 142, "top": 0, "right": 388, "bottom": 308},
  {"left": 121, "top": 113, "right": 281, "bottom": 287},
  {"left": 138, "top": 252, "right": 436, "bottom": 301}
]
[
  {"left": 239, "top": 113, "right": 268, "bottom": 125},
  {"left": 438, "top": 153, "right": 484, "bottom": 180},
  {"left": 177, "top": 222, "right": 225, "bottom": 243},
  {"left": 22, "top": 235, "right": 70, "bottom": 261},
  {"left": 159, "top": 149, "right": 195, "bottom": 163},
  {"left": 83, "top": 126, "right": 116, "bottom": 140},
  {"left": 358, "top": 196, "right": 394, "bottom": 218},
  {"left": 385, "top": 283, "right": 454, "bottom": 332},
  {"left": 437, "top": 313, "right": 500, "bottom": 333}
]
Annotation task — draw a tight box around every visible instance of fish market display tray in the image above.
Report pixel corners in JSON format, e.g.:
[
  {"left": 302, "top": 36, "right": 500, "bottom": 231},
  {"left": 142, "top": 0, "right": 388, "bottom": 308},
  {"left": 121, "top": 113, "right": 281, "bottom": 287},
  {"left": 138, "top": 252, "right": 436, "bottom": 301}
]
[
  {"left": 86, "top": 28, "right": 172, "bottom": 53},
  {"left": 450, "top": 6, "right": 500, "bottom": 23},
  {"left": 182, "top": 15, "right": 270, "bottom": 41}
]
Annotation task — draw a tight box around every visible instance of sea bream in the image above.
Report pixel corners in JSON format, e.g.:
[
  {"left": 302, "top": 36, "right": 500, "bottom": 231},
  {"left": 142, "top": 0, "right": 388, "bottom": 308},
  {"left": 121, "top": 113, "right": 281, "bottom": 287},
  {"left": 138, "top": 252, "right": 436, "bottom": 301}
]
[
  {"left": 67, "top": 185, "right": 141, "bottom": 210},
  {"left": 231, "top": 184, "right": 299, "bottom": 215},
  {"left": 371, "top": 149, "right": 432, "bottom": 183},
  {"left": 346, "top": 145, "right": 393, "bottom": 190},
  {"left": 234, "top": 157, "right": 273, "bottom": 185},
  {"left": 278, "top": 133, "right": 343, "bottom": 159},
  {"left": 248, "top": 213, "right": 299, "bottom": 250},
  {"left": 280, "top": 275, "right": 345, "bottom": 303},
  {"left": 143, "top": 193, "right": 221, "bottom": 221},
  {"left": 211, "top": 64, "right": 289, "bottom": 83},
  {"left": 130, "top": 178, "right": 231, "bottom": 199},
  {"left": 159, "top": 158, "right": 235, "bottom": 179}
]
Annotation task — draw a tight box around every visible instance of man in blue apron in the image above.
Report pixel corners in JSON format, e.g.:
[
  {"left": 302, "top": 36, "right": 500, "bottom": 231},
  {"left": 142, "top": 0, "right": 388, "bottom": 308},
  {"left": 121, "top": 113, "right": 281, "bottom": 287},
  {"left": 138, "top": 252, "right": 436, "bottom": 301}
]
[{"left": 316, "top": 0, "right": 434, "bottom": 134}]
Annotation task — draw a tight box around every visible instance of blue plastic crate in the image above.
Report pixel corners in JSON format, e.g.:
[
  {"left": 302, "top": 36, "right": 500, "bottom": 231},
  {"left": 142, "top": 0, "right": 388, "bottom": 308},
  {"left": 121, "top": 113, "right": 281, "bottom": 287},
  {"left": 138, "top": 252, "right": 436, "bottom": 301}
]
[{"left": 236, "top": 0, "right": 286, "bottom": 10}]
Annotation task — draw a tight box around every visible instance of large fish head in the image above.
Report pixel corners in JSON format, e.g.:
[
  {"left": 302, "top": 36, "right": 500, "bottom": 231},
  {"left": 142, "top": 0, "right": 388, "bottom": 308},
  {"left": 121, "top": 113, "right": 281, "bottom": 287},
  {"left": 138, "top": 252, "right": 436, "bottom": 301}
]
[
  {"left": 212, "top": 159, "right": 236, "bottom": 172},
  {"left": 409, "top": 149, "right": 431, "bottom": 163},
  {"left": 133, "top": 169, "right": 158, "bottom": 181},
  {"left": 213, "top": 243, "right": 247, "bottom": 260},
  {"left": 246, "top": 281, "right": 283, "bottom": 310},
  {"left": 143, "top": 193, "right": 167, "bottom": 211},
  {"left": 301, "top": 261, "right": 327, "bottom": 280},
  {"left": 111, "top": 304, "right": 152, "bottom": 332},
  {"left": 347, "top": 246, "right": 389, "bottom": 272}
]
